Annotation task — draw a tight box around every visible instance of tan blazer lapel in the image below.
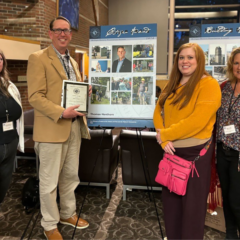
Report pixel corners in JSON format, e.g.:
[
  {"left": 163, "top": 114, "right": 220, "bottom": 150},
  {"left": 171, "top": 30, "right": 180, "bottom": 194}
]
[
  {"left": 70, "top": 58, "right": 81, "bottom": 82},
  {"left": 48, "top": 45, "right": 68, "bottom": 80}
]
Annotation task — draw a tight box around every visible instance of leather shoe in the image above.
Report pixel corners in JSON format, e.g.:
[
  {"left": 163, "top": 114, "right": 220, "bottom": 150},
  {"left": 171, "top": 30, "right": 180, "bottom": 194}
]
[
  {"left": 44, "top": 228, "right": 63, "bottom": 240},
  {"left": 60, "top": 215, "right": 89, "bottom": 229}
]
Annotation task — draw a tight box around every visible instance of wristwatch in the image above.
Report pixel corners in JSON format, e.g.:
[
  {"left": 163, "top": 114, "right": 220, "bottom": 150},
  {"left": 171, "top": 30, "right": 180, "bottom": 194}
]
[{"left": 59, "top": 110, "right": 64, "bottom": 119}]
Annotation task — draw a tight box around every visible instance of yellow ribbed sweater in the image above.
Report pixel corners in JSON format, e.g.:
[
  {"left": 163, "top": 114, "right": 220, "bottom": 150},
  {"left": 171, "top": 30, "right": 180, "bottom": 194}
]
[{"left": 153, "top": 76, "right": 221, "bottom": 149}]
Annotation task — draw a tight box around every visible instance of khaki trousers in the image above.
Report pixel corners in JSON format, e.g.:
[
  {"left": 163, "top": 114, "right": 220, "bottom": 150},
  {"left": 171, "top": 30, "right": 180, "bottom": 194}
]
[{"left": 35, "top": 120, "right": 81, "bottom": 231}]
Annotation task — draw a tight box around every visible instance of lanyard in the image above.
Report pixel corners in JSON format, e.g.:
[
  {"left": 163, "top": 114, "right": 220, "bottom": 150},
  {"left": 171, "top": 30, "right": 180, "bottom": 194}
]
[
  {"left": 228, "top": 81, "right": 240, "bottom": 115},
  {"left": 0, "top": 94, "right": 9, "bottom": 122},
  {"left": 62, "top": 56, "right": 70, "bottom": 79}
]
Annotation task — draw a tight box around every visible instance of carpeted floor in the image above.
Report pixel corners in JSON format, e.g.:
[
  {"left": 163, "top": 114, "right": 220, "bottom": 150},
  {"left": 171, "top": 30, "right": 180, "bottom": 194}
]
[{"left": 0, "top": 160, "right": 226, "bottom": 240}]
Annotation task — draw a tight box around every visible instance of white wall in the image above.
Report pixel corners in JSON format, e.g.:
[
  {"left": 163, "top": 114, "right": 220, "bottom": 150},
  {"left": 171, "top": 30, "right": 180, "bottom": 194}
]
[{"left": 109, "top": 0, "right": 168, "bottom": 74}]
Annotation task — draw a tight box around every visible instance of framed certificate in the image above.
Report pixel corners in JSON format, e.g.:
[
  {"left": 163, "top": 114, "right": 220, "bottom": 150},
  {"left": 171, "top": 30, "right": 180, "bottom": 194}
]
[{"left": 62, "top": 80, "right": 89, "bottom": 114}]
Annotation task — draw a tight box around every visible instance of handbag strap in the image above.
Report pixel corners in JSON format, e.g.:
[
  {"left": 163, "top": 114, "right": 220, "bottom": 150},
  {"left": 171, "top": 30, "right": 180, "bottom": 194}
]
[
  {"left": 191, "top": 138, "right": 212, "bottom": 178},
  {"left": 194, "top": 137, "right": 213, "bottom": 161}
]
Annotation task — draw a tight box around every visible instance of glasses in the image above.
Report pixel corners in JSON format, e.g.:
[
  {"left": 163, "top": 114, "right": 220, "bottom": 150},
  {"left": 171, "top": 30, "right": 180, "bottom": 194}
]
[{"left": 51, "top": 28, "right": 71, "bottom": 35}]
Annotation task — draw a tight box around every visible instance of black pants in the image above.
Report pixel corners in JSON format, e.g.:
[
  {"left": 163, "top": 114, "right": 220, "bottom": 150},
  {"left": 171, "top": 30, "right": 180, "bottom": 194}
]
[
  {"left": 162, "top": 141, "right": 214, "bottom": 240},
  {"left": 217, "top": 142, "right": 240, "bottom": 239},
  {"left": 0, "top": 137, "right": 18, "bottom": 203}
]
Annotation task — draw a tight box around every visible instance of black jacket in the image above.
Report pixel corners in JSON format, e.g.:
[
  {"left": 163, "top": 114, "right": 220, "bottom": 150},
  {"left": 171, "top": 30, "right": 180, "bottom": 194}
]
[{"left": 112, "top": 58, "right": 132, "bottom": 72}]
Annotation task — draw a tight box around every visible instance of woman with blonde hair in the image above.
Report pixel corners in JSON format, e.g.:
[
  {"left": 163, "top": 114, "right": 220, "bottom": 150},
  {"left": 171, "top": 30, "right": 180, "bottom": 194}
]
[
  {"left": 0, "top": 50, "right": 24, "bottom": 216},
  {"left": 154, "top": 42, "right": 221, "bottom": 239},
  {"left": 217, "top": 47, "right": 240, "bottom": 239}
]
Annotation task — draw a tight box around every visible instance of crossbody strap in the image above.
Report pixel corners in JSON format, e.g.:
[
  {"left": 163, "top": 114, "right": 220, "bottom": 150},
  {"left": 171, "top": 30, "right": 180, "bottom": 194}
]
[
  {"left": 194, "top": 136, "right": 213, "bottom": 161},
  {"left": 191, "top": 137, "right": 213, "bottom": 178}
]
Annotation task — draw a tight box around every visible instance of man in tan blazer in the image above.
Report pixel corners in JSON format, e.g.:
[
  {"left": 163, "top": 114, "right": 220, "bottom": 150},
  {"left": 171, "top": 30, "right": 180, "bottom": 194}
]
[{"left": 27, "top": 16, "right": 91, "bottom": 240}]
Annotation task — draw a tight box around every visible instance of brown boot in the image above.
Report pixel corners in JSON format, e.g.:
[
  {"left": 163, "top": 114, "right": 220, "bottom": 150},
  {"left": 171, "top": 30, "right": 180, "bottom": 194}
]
[
  {"left": 60, "top": 215, "right": 89, "bottom": 229},
  {"left": 44, "top": 228, "right": 63, "bottom": 240}
]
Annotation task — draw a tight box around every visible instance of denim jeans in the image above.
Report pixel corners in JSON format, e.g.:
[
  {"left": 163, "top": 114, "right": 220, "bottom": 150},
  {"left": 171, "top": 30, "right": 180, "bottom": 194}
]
[{"left": 0, "top": 137, "right": 18, "bottom": 203}]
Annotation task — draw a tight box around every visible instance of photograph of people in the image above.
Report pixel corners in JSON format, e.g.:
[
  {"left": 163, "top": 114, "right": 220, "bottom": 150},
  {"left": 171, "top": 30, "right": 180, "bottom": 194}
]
[
  {"left": 112, "top": 45, "right": 132, "bottom": 73},
  {"left": 111, "top": 92, "right": 131, "bottom": 105},
  {"left": 0, "top": 50, "right": 24, "bottom": 217},
  {"left": 133, "top": 60, "right": 153, "bottom": 72},
  {"left": 111, "top": 77, "right": 131, "bottom": 91},
  {"left": 96, "top": 61, "right": 102, "bottom": 72},
  {"left": 91, "top": 46, "right": 111, "bottom": 59},
  {"left": 153, "top": 42, "right": 221, "bottom": 240},
  {"left": 132, "top": 77, "right": 153, "bottom": 105},
  {"left": 91, "top": 85, "right": 110, "bottom": 104},
  {"left": 91, "top": 60, "right": 111, "bottom": 73},
  {"left": 216, "top": 47, "right": 240, "bottom": 240},
  {"left": 133, "top": 44, "right": 154, "bottom": 58},
  {"left": 27, "top": 16, "right": 92, "bottom": 239}
]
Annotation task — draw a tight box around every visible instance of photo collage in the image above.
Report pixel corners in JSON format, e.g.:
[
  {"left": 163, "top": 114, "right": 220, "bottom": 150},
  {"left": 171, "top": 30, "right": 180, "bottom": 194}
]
[
  {"left": 200, "top": 43, "right": 240, "bottom": 84},
  {"left": 90, "top": 44, "right": 154, "bottom": 106}
]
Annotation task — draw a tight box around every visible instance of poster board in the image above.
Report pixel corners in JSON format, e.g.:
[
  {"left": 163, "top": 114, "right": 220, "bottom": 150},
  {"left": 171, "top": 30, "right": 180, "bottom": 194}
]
[
  {"left": 88, "top": 24, "right": 157, "bottom": 128},
  {"left": 189, "top": 23, "right": 240, "bottom": 84}
]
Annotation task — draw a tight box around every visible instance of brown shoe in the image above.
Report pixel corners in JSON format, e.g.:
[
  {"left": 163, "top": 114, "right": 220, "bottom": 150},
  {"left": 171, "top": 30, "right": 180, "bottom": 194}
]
[
  {"left": 60, "top": 215, "right": 89, "bottom": 229},
  {"left": 44, "top": 228, "right": 63, "bottom": 240}
]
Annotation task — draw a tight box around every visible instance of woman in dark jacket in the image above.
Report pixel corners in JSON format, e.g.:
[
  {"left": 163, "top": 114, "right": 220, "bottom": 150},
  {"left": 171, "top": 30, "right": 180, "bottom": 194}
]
[
  {"left": 217, "top": 47, "right": 240, "bottom": 239},
  {"left": 0, "top": 50, "right": 24, "bottom": 219}
]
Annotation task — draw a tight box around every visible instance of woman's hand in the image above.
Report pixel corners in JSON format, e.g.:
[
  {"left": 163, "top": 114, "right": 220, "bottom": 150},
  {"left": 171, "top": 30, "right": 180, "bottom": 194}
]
[
  {"left": 156, "top": 129, "right": 162, "bottom": 144},
  {"left": 164, "top": 141, "right": 175, "bottom": 155}
]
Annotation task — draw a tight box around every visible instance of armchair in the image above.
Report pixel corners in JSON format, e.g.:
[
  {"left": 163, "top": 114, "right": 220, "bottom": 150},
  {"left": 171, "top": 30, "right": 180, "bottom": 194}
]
[
  {"left": 78, "top": 129, "right": 119, "bottom": 199},
  {"left": 120, "top": 129, "right": 163, "bottom": 200}
]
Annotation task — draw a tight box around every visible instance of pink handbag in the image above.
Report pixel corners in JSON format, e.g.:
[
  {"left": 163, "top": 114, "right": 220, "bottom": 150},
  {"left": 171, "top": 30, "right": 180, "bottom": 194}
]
[{"left": 155, "top": 139, "right": 212, "bottom": 196}]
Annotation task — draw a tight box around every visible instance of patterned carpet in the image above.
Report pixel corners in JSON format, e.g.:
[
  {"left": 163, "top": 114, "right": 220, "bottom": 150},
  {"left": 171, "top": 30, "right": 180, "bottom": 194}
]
[{"left": 0, "top": 160, "right": 226, "bottom": 240}]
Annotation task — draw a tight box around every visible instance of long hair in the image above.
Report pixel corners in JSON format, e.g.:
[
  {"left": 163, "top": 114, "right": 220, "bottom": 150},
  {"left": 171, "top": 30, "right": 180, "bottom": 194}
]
[
  {"left": 226, "top": 47, "right": 240, "bottom": 83},
  {"left": 0, "top": 50, "right": 10, "bottom": 97},
  {"left": 159, "top": 43, "right": 209, "bottom": 109}
]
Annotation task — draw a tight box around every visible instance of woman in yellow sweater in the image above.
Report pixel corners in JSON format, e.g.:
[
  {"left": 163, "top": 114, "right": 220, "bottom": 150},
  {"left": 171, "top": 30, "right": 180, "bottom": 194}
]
[{"left": 153, "top": 42, "right": 221, "bottom": 239}]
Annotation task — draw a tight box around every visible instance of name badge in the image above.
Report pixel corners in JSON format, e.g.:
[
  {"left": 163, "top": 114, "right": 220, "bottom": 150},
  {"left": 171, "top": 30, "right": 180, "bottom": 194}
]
[
  {"left": 223, "top": 125, "right": 236, "bottom": 135},
  {"left": 2, "top": 121, "right": 14, "bottom": 132}
]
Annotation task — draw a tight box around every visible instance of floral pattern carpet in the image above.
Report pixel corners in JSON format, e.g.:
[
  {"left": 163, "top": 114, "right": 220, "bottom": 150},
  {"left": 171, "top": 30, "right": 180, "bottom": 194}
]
[{"left": 0, "top": 160, "right": 225, "bottom": 240}]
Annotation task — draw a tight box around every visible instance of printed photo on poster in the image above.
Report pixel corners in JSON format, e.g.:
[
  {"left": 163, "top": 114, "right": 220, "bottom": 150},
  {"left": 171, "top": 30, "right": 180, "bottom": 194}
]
[
  {"left": 111, "top": 77, "right": 131, "bottom": 91},
  {"left": 112, "top": 45, "right": 132, "bottom": 73},
  {"left": 92, "top": 46, "right": 111, "bottom": 59},
  {"left": 58, "top": 0, "right": 79, "bottom": 30},
  {"left": 111, "top": 92, "right": 131, "bottom": 105},
  {"left": 132, "top": 77, "right": 153, "bottom": 105},
  {"left": 199, "top": 44, "right": 209, "bottom": 65},
  {"left": 226, "top": 44, "right": 240, "bottom": 62},
  {"left": 133, "top": 60, "right": 153, "bottom": 72},
  {"left": 209, "top": 44, "right": 226, "bottom": 66},
  {"left": 205, "top": 66, "right": 213, "bottom": 76},
  {"left": 91, "top": 60, "right": 111, "bottom": 73},
  {"left": 133, "top": 44, "right": 154, "bottom": 58},
  {"left": 91, "top": 83, "right": 110, "bottom": 105},
  {"left": 213, "top": 66, "right": 227, "bottom": 83}
]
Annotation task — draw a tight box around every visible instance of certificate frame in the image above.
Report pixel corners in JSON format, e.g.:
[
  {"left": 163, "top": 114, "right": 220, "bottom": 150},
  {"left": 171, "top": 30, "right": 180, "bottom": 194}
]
[{"left": 62, "top": 80, "right": 89, "bottom": 114}]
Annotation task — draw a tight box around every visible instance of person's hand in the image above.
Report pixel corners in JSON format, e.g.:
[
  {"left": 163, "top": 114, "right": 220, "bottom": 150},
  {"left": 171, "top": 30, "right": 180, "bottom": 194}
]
[
  {"left": 164, "top": 141, "right": 175, "bottom": 155},
  {"left": 88, "top": 85, "right": 92, "bottom": 96},
  {"left": 156, "top": 129, "right": 162, "bottom": 144},
  {"left": 62, "top": 105, "right": 85, "bottom": 118}
]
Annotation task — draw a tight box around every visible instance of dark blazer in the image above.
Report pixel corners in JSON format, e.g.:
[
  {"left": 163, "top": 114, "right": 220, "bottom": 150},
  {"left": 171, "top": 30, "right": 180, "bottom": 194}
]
[{"left": 112, "top": 58, "right": 132, "bottom": 72}]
